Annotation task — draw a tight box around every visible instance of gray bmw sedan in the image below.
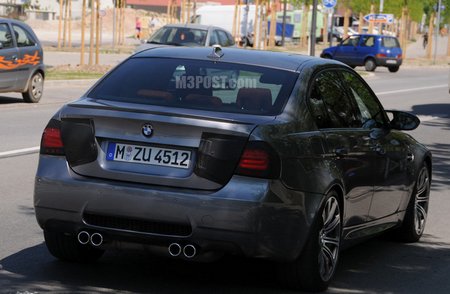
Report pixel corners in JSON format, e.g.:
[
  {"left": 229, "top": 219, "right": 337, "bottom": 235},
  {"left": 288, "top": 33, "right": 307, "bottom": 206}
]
[{"left": 34, "top": 47, "right": 431, "bottom": 292}]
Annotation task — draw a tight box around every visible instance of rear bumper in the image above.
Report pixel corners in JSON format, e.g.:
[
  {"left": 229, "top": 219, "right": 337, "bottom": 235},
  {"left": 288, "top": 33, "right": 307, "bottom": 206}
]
[
  {"left": 376, "top": 57, "right": 403, "bottom": 67},
  {"left": 34, "top": 156, "right": 324, "bottom": 262}
]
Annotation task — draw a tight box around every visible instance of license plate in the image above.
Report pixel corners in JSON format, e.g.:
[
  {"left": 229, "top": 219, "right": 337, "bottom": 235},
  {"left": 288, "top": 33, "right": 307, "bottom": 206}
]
[
  {"left": 386, "top": 60, "right": 397, "bottom": 64},
  {"left": 106, "top": 142, "right": 191, "bottom": 169}
]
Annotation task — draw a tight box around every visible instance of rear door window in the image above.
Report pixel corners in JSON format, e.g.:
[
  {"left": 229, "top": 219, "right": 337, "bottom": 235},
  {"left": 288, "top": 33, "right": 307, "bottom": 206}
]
[
  {"left": 0, "top": 23, "right": 14, "bottom": 48},
  {"left": 88, "top": 57, "right": 298, "bottom": 116},
  {"left": 12, "top": 25, "right": 36, "bottom": 47}
]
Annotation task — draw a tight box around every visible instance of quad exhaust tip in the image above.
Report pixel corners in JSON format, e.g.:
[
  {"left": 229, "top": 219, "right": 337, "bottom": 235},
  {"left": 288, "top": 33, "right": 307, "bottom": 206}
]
[
  {"left": 77, "top": 231, "right": 104, "bottom": 247},
  {"left": 90, "top": 232, "right": 103, "bottom": 247},
  {"left": 183, "top": 244, "right": 197, "bottom": 259},
  {"left": 168, "top": 243, "right": 198, "bottom": 258},
  {"left": 168, "top": 243, "right": 182, "bottom": 257},
  {"left": 77, "top": 231, "right": 90, "bottom": 245}
]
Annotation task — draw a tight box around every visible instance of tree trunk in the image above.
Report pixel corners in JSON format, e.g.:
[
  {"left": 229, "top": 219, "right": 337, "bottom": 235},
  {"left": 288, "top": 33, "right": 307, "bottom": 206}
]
[
  {"left": 95, "top": 0, "right": 100, "bottom": 65},
  {"left": 89, "top": 0, "right": 95, "bottom": 65},
  {"left": 58, "top": 0, "right": 63, "bottom": 49},
  {"left": 80, "top": 0, "right": 86, "bottom": 65},
  {"left": 268, "top": 0, "right": 277, "bottom": 48}
]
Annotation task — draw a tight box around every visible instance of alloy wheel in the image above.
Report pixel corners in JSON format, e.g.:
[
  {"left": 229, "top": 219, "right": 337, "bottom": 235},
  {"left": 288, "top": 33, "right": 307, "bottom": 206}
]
[
  {"left": 318, "top": 196, "right": 341, "bottom": 281},
  {"left": 414, "top": 166, "right": 430, "bottom": 235},
  {"left": 31, "top": 73, "right": 44, "bottom": 100}
]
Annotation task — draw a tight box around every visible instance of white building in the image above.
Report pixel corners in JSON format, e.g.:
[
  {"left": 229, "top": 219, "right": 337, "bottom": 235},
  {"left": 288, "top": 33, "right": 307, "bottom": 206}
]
[{"left": 0, "top": 0, "right": 114, "bottom": 20}]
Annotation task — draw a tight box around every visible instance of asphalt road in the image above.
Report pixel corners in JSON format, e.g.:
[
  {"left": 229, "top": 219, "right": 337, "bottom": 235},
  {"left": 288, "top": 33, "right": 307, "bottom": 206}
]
[{"left": 0, "top": 67, "right": 449, "bottom": 293}]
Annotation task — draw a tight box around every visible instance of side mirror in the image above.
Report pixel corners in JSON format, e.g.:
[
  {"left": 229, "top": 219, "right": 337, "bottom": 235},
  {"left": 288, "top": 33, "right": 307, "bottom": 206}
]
[{"left": 386, "top": 110, "right": 420, "bottom": 130}]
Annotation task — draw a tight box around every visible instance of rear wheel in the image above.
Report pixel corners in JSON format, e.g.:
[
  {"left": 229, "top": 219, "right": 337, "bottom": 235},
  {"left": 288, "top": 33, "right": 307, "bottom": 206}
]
[
  {"left": 364, "top": 58, "right": 377, "bottom": 72},
  {"left": 22, "top": 72, "right": 44, "bottom": 103},
  {"left": 278, "top": 191, "right": 342, "bottom": 292},
  {"left": 388, "top": 66, "right": 400, "bottom": 73},
  {"left": 44, "top": 230, "right": 104, "bottom": 262},
  {"left": 395, "top": 163, "right": 430, "bottom": 242}
]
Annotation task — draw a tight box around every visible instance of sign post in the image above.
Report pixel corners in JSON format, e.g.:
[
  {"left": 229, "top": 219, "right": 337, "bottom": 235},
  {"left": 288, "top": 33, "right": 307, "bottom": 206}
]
[{"left": 322, "top": 0, "right": 337, "bottom": 47}]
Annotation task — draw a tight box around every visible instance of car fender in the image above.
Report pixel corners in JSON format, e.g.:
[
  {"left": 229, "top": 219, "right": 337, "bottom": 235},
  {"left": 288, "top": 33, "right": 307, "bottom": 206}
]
[{"left": 20, "top": 64, "right": 45, "bottom": 93}]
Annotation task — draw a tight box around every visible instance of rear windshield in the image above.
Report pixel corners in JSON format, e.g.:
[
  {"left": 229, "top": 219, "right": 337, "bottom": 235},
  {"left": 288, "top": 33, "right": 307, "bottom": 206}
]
[
  {"left": 381, "top": 37, "right": 400, "bottom": 48},
  {"left": 88, "top": 57, "right": 298, "bottom": 116}
]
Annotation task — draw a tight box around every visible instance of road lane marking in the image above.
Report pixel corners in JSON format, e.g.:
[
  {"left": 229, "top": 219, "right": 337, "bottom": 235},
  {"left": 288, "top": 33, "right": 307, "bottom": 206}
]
[
  {"left": 0, "top": 146, "right": 40, "bottom": 159},
  {"left": 376, "top": 84, "right": 447, "bottom": 95}
]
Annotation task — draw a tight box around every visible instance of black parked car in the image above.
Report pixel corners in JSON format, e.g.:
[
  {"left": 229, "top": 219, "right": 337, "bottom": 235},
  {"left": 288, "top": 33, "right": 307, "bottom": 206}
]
[
  {"left": 0, "top": 17, "right": 44, "bottom": 102},
  {"left": 35, "top": 47, "right": 431, "bottom": 292}
]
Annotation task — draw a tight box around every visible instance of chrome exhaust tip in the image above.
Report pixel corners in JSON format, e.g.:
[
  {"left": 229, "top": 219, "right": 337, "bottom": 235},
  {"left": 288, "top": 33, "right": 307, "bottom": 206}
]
[
  {"left": 168, "top": 243, "right": 182, "bottom": 257},
  {"left": 183, "top": 244, "right": 197, "bottom": 259},
  {"left": 77, "top": 231, "right": 90, "bottom": 245},
  {"left": 90, "top": 232, "right": 103, "bottom": 247}
]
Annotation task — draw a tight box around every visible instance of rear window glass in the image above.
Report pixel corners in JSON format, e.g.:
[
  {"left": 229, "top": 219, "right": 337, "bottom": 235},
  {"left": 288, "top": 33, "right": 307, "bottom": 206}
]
[
  {"left": 88, "top": 58, "right": 298, "bottom": 116},
  {"left": 381, "top": 37, "right": 400, "bottom": 48}
]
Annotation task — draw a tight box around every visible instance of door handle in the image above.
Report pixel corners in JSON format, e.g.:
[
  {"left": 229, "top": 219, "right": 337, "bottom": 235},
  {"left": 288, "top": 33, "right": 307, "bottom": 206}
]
[
  {"left": 406, "top": 153, "right": 415, "bottom": 161},
  {"left": 335, "top": 148, "right": 348, "bottom": 157}
]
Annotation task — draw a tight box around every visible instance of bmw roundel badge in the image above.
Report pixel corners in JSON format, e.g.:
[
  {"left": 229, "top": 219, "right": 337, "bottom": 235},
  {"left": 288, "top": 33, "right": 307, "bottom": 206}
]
[{"left": 142, "top": 124, "right": 153, "bottom": 137}]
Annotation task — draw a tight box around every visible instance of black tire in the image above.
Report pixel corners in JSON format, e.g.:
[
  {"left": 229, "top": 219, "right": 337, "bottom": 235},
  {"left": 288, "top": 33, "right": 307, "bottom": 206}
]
[
  {"left": 388, "top": 66, "right": 400, "bottom": 73},
  {"left": 364, "top": 58, "right": 377, "bottom": 72},
  {"left": 395, "top": 163, "right": 430, "bottom": 243},
  {"left": 22, "top": 72, "right": 44, "bottom": 103},
  {"left": 278, "top": 191, "right": 342, "bottom": 292},
  {"left": 44, "top": 230, "right": 104, "bottom": 263}
]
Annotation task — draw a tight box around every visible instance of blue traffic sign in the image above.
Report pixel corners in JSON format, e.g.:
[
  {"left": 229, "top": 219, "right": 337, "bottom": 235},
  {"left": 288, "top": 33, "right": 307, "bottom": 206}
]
[
  {"left": 363, "top": 13, "right": 394, "bottom": 24},
  {"left": 323, "top": 0, "right": 337, "bottom": 9}
]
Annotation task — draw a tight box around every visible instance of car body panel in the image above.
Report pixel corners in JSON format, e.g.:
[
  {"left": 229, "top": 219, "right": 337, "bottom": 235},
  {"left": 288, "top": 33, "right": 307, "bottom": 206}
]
[
  {"left": 0, "top": 18, "right": 44, "bottom": 94},
  {"left": 35, "top": 47, "right": 431, "bottom": 268},
  {"left": 321, "top": 34, "right": 403, "bottom": 69}
]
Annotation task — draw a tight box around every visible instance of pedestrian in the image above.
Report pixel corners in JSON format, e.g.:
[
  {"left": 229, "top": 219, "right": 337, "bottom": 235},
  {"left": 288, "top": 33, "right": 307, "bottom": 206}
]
[
  {"left": 422, "top": 32, "right": 428, "bottom": 49},
  {"left": 135, "top": 17, "right": 142, "bottom": 40}
]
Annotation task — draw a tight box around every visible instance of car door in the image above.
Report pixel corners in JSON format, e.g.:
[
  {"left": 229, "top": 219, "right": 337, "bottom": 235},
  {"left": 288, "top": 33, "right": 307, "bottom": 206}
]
[
  {"left": 341, "top": 71, "right": 411, "bottom": 220},
  {"left": 308, "top": 69, "right": 374, "bottom": 227},
  {"left": 0, "top": 22, "right": 19, "bottom": 91},
  {"left": 333, "top": 35, "right": 360, "bottom": 65},
  {"left": 12, "top": 24, "right": 41, "bottom": 90},
  {"left": 355, "top": 35, "right": 375, "bottom": 65}
]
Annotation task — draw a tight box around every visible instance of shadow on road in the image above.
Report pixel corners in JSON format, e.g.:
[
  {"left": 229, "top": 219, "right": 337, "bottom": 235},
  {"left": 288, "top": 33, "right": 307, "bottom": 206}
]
[
  {"left": 1, "top": 235, "right": 450, "bottom": 293},
  {"left": 0, "top": 96, "right": 24, "bottom": 104},
  {"left": 410, "top": 103, "right": 450, "bottom": 190}
]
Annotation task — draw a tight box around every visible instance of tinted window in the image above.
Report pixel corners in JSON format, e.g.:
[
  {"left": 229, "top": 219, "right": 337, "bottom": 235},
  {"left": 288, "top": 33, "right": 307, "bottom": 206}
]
[
  {"left": 0, "top": 23, "right": 13, "bottom": 49},
  {"left": 209, "top": 31, "right": 219, "bottom": 46},
  {"left": 148, "top": 27, "right": 207, "bottom": 46},
  {"left": 309, "top": 71, "right": 359, "bottom": 128},
  {"left": 382, "top": 37, "right": 400, "bottom": 48},
  {"left": 12, "top": 25, "right": 36, "bottom": 47},
  {"left": 217, "top": 30, "right": 232, "bottom": 46},
  {"left": 341, "top": 71, "right": 387, "bottom": 128},
  {"left": 88, "top": 58, "right": 298, "bottom": 116}
]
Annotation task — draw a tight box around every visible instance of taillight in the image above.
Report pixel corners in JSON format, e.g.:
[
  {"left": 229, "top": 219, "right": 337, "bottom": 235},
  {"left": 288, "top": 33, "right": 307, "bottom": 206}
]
[
  {"left": 376, "top": 53, "right": 387, "bottom": 58},
  {"left": 397, "top": 54, "right": 402, "bottom": 59},
  {"left": 235, "top": 141, "right": 280, "bottom": 179},
  {"left": 40, "top": 119, "right": 65, "bottom": 155}
]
